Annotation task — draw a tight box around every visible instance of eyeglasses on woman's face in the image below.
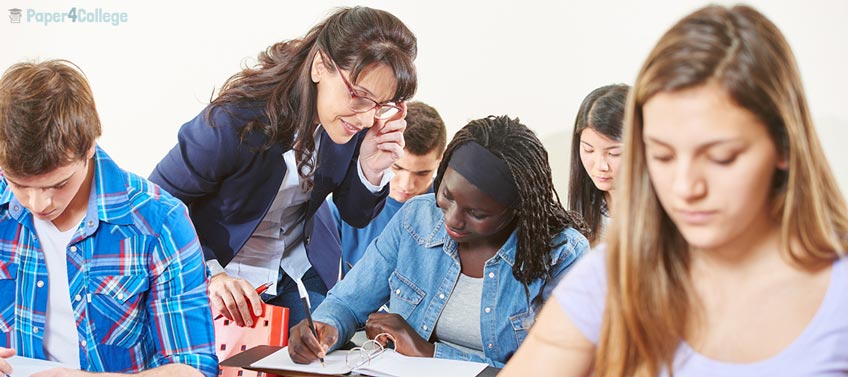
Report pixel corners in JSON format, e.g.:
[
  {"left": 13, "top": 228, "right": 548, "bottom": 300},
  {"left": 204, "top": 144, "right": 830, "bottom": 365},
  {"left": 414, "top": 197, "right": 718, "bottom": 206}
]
[{"left": 321, "top": 51, "right": 401, "bottom": 120}]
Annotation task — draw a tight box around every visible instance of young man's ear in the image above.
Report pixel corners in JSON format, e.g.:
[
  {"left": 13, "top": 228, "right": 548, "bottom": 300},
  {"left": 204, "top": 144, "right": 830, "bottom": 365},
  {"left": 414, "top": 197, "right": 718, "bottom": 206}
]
[{"left": 86, "top": 143, "right": 96, "bottom": 160}]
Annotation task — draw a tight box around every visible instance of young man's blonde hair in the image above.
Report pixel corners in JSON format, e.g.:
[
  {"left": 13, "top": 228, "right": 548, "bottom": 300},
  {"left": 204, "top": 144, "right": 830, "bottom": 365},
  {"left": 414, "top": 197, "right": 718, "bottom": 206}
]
[{"left": 0, "top": 59, "right": 101, "bottom": 177}]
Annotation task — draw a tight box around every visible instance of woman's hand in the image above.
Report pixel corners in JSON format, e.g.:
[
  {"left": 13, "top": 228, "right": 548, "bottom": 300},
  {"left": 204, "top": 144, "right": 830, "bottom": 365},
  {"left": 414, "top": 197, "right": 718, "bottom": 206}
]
[
  {"left": 288, "top": 319, "right": 339, "bottom": 364},
  {"left": 208, "top": 272, "right": 264, "bottom": 327},
  {"left": 365, "top": 312, "right": 435, "bottom": 357},
  {"left": 359, "top": 102, "right": 408, "bottom": 186}
]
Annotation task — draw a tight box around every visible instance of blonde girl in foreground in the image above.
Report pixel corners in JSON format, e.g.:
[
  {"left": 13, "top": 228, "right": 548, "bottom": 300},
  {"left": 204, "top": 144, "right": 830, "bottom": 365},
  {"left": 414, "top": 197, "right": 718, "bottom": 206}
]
[{"left": 501, "top": 4, "right": 848, "bottom": 376}]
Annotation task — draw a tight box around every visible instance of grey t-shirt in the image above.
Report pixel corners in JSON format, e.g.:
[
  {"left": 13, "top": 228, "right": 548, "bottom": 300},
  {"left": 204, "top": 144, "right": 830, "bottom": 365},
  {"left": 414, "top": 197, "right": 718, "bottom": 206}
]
[
  {"left": 555, "top": 247, "right": 848, "bottom": 376},
  {"left": 433, "top": 273, "right": 485, "bottom": 357}
]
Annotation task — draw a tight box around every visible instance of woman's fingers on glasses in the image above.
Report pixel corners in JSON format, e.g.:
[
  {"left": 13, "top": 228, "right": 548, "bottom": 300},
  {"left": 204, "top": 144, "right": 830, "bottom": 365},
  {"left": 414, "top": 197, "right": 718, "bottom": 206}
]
[
  {"left": 375, "top": 129, "right": 405, "bottom": 147},
  {"left": 377, "top": 107, "right": 400, "bottom": 120},
  {"left": 379, "top": 117, "right": 406, "bottom": 135},
  {"left": 381, "top": 102, "right": 405, "bottom": 121}
]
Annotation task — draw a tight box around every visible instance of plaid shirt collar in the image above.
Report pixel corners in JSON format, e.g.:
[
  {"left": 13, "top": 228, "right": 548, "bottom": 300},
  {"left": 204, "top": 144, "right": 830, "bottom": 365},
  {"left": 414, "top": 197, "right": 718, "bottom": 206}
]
[{"left": 0, "top": 146, "right": 137, "bottom": 237}]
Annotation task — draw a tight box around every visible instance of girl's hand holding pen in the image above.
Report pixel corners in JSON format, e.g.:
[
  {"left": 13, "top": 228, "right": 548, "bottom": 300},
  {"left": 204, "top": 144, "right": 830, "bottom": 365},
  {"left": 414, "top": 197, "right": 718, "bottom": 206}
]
[{"left": 288, "top": 320, "right": 339, "bottom": 365}]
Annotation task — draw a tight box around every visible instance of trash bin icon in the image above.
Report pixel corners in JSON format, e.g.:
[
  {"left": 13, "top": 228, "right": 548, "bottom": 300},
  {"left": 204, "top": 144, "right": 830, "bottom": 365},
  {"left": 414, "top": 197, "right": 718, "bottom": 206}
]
[{"left": 9, "top": 8, "right": 22, "bottom": 23}]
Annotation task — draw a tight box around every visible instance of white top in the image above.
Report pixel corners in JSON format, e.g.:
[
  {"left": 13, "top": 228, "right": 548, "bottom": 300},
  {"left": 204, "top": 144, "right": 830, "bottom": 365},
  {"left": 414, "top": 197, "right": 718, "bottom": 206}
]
[
  {"left": 208, "top": 127, "right": 391, "bottom": 291},
  {"left": 555, "top": 247, "right": 848, "bottom": 376},
  {"left": 223, "top": 145, "right": 315, "bottom": 289},
  {"left": 33, "top": 218, "right": 81, "bottom": 368}
]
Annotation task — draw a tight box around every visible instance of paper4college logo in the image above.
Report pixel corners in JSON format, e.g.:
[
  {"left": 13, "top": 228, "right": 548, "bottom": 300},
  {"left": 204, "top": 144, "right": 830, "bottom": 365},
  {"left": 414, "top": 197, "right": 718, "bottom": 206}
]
[
  {"left": 9, "top": 8, "right": 22, "bottom": 23},
  {"left": 7, "top": 7, "right": 129, "bottom": 26}
]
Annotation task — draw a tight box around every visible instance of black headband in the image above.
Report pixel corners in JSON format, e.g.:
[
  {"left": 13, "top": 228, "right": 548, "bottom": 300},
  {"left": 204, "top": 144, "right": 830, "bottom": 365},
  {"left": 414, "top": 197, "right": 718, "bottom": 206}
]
[{"left": 448, "top": 141, "right": 519, "bottom": 208}]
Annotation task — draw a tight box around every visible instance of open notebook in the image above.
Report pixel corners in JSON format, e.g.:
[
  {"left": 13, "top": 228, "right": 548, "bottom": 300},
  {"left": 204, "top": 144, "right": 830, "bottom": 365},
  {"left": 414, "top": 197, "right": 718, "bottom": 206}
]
[
  {"left": 250, "top": 346, "right": 487, "bottom": 377},
  {"left": 6, "top": 355, "right": 75, "bottom": 376}
]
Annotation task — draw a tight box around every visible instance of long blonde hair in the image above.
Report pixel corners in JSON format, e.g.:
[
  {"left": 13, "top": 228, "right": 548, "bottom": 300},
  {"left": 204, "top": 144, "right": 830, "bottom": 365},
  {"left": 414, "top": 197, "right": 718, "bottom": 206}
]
[{"left": 597, "top": 5, "right": 848, "bottom": 376}]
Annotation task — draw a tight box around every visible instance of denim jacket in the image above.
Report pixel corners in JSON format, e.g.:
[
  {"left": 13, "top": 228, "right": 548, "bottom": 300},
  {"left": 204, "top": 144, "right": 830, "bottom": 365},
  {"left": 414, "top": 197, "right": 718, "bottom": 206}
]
[{"left": 312, "top": 194, "right": 588, "bottom": 367}]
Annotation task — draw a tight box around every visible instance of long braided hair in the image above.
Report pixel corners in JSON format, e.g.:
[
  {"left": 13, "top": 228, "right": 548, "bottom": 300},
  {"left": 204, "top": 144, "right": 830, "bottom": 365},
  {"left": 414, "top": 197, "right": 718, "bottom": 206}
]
[{"left": 434, "top": 116, "right": 587, "bottom": 290}]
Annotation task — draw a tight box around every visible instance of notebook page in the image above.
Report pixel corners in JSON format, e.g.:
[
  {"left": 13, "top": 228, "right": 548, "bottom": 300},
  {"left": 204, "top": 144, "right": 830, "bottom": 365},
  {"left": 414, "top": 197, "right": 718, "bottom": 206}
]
[
  {"left": 7, "top": 355, "right": 75, "bottom": 376},
  {"left": 354, "top": 350, "right": 487, "bottom": 377},
  {"left": 250, "top": 346, "right": 352, "bottom": 375}
]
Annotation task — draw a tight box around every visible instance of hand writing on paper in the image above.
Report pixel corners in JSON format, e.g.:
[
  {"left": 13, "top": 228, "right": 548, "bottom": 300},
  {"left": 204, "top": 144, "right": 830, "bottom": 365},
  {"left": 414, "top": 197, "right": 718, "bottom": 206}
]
[
  {"left": 365, "top": 313, "right": 435, "bottom": 358},
  {"left": 359, "top": 102, "right": 407, "bottom": 186},
  {"left": 0, "top": 347, "right": 14, "bottom": 375},
  {"left": 289, "top": 320, "right": 339, "bottom": 364},
  {"left": 208, "top": 272, "right": 264, "bottom": 327}
]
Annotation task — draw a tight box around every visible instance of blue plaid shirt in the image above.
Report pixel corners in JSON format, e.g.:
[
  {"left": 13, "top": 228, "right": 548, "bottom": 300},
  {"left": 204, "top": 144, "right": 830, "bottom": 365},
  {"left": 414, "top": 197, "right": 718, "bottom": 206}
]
[{"left": 0, "top": 147, "right": 217, "bottom": 376}]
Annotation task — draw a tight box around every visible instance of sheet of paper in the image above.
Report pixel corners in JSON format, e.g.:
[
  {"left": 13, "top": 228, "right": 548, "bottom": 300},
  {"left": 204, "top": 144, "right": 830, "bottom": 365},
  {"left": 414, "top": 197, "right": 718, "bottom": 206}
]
[
  {"left": 250, "top": 346, "right": 487, "bottom": 377},
  {"left": 356, "top": 350, "right": 487, "bottom": 377},
  {"left": 250, "top": 346, "right": 352, "bottom": 375},
  {"left": 7, "top": 355, "right": 73, "bottom": 376}
]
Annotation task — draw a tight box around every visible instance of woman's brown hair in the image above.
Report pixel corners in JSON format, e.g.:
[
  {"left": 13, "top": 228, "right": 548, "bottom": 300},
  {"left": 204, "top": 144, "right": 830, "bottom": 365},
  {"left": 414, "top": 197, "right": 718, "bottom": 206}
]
[{"left": 209, "top": 6, "right": 417, "bottom": 187}]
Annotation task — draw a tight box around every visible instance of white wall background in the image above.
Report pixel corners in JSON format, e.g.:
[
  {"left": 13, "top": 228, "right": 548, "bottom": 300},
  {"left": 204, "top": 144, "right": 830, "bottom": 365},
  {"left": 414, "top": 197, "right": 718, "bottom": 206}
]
[{"left": 3, "top": 0, "right": 847, "bottom": 196}]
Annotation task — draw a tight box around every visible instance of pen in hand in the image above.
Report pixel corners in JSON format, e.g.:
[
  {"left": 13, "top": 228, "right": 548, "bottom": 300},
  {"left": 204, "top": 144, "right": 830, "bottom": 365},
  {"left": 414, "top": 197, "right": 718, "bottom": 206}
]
[
  {"left": 213, "top": 281, "right": 274, "bottom": 321},
  {"left": 296, "top": 278, "right": 325, "bottom": 367}
]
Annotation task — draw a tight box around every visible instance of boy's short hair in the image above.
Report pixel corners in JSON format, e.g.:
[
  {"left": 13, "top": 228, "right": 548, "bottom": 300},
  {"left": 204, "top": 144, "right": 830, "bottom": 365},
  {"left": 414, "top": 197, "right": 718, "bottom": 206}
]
[
  {"left": 403, "top": 101, "right": 447, "bottom": 157},
  {"left": 0, "top": 60, "right": 101, "bottom": 177}
]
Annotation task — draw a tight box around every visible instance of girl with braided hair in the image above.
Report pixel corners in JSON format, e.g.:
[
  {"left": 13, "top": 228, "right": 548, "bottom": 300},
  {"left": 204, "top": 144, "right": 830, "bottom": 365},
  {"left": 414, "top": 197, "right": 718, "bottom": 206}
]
[{"left": 288, "top": 115, "right": 589, "bottom": 367}]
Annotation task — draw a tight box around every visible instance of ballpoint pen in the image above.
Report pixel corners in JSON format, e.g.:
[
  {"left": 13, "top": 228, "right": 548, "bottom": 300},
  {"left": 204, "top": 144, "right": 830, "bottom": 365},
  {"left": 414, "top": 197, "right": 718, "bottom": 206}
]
[
  {"left": 213, "top": 281, "right": 274, "bottom": 321},
  {"left": 296, "top": 278, "right": 325, "bottom": 367}
]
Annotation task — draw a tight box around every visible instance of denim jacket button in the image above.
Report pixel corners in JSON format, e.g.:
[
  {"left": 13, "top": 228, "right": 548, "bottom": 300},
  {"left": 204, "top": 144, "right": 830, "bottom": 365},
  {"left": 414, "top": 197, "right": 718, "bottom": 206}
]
[
  {"left": 439, "top": 293, "right": 445, "bottom": 299},
  {"left": 485, "top": 307, "right": 491, "bottom": 313},
  {"left": 488, "top": 272, "right": 495, "bottom": 278},
  {"left": 395, "top": 289, "right": 401, "bottom": 295},
  {"left": 487, "top": 343, "right": 493, "bottom": 349}
]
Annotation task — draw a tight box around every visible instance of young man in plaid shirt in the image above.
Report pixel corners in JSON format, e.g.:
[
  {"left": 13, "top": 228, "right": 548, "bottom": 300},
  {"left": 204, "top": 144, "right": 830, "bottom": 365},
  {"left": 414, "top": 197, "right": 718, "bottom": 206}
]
[{"left": 0, "top": 60, "right": 217, "bottom": 376}]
